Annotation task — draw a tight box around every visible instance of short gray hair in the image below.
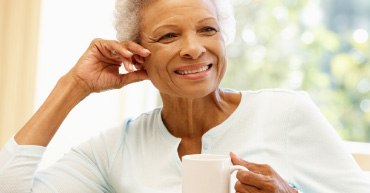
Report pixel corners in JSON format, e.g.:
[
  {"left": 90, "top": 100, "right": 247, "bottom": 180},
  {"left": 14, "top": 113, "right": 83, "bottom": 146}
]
[{"left": 114, "top": 0, "right": 236, "bottom": 45}]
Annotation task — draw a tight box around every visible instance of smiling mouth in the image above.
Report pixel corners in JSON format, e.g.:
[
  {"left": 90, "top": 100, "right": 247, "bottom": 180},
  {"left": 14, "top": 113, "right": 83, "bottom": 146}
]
[{"left": 175, "top": 64, "right": 212, "bottom": 75}]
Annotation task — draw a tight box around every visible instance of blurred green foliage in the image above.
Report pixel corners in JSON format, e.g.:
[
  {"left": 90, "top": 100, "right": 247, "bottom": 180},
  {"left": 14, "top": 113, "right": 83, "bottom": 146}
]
[{"left": 223, "top": 0, "right": 370, "bottom": 141}]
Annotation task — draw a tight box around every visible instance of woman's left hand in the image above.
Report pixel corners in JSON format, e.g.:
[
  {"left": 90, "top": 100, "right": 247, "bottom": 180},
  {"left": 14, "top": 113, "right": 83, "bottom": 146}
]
[{"left": 230, "top": 153, "right": 298, "bottom": 193}]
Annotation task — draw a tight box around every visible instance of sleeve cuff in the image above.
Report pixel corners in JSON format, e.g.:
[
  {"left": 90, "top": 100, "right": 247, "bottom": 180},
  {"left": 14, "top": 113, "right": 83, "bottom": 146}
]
[
  {"left": 5, "top": 136, "right": 46, "bottom": 156},
  {"left": 288, "top": 183, "right": 304, "bottom": 193}
]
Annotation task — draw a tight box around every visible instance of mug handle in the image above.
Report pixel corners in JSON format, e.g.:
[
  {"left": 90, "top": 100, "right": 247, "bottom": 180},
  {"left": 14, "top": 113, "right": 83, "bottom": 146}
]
[{"left": 229, "top": 165, "right": 249, "bottom": 174}]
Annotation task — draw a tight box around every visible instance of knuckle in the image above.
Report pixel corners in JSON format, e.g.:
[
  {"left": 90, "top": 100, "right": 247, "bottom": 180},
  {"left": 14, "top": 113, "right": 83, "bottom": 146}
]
[
  {"left": 91, "top": 38, "right": 103, "bottom": 44},
  {"left": 128, "top": 41, "right": 141, "bottom": 49},
  {"left": 90, "top": 38, "right": 104, "bottom": 49},
  {"left": 120, "top": 41, "right": 131, "bottom": 50},
  {"left": 260, "top": 163, "right": 268, "bottom": 167},
  {"left": 261, "top": 163, "right": 271, "bottom": 170},
  {"left": 122, "top": 41, "right": 130, "bottom": 46},
  {"left": 255, "top": 163, "right": 271, "bottom": 172},
  {"left": 264, "top": 177, "right": 278, "bottom": 191},
  {"left": 266, "top": 182, "right": 277, "bottom": 191}
]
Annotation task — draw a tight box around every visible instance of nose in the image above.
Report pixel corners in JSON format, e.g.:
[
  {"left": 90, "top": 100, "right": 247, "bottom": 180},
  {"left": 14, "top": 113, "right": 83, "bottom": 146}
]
[{"left": 179, "top": 34, "right": 206, "bottom": 59}]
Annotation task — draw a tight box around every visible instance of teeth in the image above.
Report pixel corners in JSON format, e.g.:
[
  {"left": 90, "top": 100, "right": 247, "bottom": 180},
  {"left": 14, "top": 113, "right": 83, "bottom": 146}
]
[{"left": 176, "top": 65, "right": 210, "bottom": 75}]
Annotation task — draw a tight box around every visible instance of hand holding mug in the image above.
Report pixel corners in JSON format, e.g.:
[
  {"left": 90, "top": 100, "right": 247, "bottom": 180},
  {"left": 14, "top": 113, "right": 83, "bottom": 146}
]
[{"left": 230, "top": 153, "right": 298, "bottom": 193}]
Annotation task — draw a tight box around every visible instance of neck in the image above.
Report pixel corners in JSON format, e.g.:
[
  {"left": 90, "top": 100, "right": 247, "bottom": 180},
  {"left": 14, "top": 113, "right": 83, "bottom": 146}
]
[{"left": 160, "top": 88, "right": 241, "bottom": 139}]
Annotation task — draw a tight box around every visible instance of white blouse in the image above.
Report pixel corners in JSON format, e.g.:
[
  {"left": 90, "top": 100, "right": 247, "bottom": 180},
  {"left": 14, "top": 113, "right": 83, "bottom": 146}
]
[{"left": 1, "top": 89, "right": 369, "bottom": 193}]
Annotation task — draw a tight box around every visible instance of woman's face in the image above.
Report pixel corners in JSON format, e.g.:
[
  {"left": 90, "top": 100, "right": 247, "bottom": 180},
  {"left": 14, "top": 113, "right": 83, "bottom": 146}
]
[{"left": 139, "top": 0, "right": 226, "bottom": 98}]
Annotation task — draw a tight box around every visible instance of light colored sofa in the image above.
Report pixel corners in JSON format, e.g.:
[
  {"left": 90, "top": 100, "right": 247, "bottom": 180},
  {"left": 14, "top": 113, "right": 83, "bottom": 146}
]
[{"left": 345, "top": 141, "right": 370, "bottom": 178}]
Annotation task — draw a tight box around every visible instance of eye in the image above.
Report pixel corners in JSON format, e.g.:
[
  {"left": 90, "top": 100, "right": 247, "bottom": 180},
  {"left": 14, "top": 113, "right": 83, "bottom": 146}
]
[
  {"left": 200, "top": 26, "right": 218, "bottom": 35},
  {"left": 157, "top": 33, "right": 178, "bottom": 42}
]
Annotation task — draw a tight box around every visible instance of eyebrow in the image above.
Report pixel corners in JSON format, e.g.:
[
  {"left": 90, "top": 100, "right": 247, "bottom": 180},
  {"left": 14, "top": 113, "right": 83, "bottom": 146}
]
[
  {"left": 198, "top": 17, "right": 218, "bottom": 23},
  {"left": 152, "top": 17, "right": 218, "bottom": 34}
]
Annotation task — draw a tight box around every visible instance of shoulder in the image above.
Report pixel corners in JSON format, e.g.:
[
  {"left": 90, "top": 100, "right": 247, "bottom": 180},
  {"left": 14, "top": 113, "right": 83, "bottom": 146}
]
[
  {"left": 242, "top": 88, "right": 308, "bottom": 100},
  {"left": 239, "top": 89, "right": 326, "bottom": 134},
  {"left": 241, "top": 88, "right": 312, "bottom": 113},
  {"left": 243, "top": 88, "right": 328, "bottom": 124},
  {"left": 124, "top": 107, "right": 162, "bottom": 133},
  {"left": 72, "top": 108, "right": 163, "bottom": 169},
  {"left": 73, "top": 108, "right": 162, "bottom": 153},
  {"left": 90, "top": 107, "right": 163, "bottom": 144}
]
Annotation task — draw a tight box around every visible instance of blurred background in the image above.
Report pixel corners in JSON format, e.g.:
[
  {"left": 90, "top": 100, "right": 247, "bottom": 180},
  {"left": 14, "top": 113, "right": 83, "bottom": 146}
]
[
  {"left": 0, "top": 0, "right": 369, "bottom": 167},
  {"left": 225, "top": 0, "right": 370, "bottom": 142}
]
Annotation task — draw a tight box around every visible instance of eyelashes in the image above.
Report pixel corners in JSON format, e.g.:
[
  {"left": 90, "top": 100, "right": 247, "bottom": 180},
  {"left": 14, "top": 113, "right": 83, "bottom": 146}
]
[
  {"left": 156, "top": 26, "right": 219, "bottom": 43},
  {"left": 157, "top": 33, "right": 178, "bottom": 42},
  {"left": 200, "top": 26, "right": 218, "bottom": 34}
]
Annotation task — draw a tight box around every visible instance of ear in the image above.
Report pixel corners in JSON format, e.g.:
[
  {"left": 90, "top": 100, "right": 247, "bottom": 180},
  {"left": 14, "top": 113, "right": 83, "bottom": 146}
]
[
  {"left": 132, "top": 55, "right": 146, "bottom": 70},
  {"left": 133, "top": 64, "right": 145, "bottom": 70}
]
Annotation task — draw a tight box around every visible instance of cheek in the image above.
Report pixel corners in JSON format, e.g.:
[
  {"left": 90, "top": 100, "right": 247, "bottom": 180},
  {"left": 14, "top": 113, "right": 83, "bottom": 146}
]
[
  {"left": 144, "top": 62, "right": 161, "bottom": 81},
  {"left": 143, "top": 44, "right": 178, "bottom": 71},
  {"left": 143, "top": 50, "right": 171, "bottom": 82},
  {"left": 213, "top": 37, "right": 226, "bottom": 56},
  {"left": 219, "top": 57, "right": 227, "bottom": 79},
  {"left": 209, "top": 39, "right": 226, "bottom": 66},
  {"left": 211, "top": 40, "right": 227, "bottom": 80}
]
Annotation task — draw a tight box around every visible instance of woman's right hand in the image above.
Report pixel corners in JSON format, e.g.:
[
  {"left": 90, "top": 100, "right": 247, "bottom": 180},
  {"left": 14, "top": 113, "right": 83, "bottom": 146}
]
[
  {"left": 14, "top": 39, "right": 151, "bottom": 146},
  {"left": 67, "top": 38, "right": 151, "bottom": 96}
]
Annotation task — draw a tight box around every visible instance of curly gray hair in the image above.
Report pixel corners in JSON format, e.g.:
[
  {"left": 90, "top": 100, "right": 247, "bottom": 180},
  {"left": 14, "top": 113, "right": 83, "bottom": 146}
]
[{"left": 114, "top": 0, "right": 236, "bottom": 45}]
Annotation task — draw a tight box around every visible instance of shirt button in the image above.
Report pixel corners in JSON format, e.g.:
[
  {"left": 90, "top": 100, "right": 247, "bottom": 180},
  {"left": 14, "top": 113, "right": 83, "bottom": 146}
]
[{"left": 203, "top": 143, "right": 209, "bottom": 150}]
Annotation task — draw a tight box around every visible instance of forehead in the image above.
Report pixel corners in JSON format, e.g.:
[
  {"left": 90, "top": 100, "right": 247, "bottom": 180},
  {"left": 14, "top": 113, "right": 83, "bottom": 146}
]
[{"left": 140, "top": 0, "right": 218, "bottom": 27}]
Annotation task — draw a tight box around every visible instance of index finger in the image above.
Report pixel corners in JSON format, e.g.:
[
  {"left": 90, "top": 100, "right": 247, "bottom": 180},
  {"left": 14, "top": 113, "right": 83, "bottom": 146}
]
[
  {"left": 230, "top": 153, "right": 271, "bottom": 175},
  {"left": 236, "top": 170, "right": 270, "bottom": 189},
  {"left": 122, "top": 41, "right": 151, "bottom": 57}
]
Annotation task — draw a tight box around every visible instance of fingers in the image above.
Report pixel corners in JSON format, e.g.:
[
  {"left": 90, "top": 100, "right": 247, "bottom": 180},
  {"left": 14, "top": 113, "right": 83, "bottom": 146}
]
[
  {"left": 236, "top": 168, "right": 271, "bottom": 189},
  {"left": 122, "top": 42, "right": 150, "bottom": 72},
  {"left": 89, "top": 39, "right": 124, "bottom": 63},
  {"left": 230, "top": 152, "right": 278, "bottom": 191},
  {"left": 122, "top": 41, "right": 151, "bottom": 57},
  {"left": 230, "top": 152, "right": 273, "bottom": 175},
  {"left": 119, "top": 69, "right": 149, "bottom": 87},
  {"left": 231, "top": 152, "right": 248, "bottom": 166},
  {"left": 232, "top": 153, "right": 298, "bottom": 193},
  {"left": 234, "top": 181, "right": 261, "bottom": 193},
  {"left": 231, "top": 152, "right": 263, "bottom": 188},
  {"left": 89, "top": 39, "right": 151, "bottom": 72}
]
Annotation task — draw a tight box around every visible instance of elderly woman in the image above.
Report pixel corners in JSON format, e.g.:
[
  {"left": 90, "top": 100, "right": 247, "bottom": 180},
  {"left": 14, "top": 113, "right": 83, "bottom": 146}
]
[{"left": 1, "top": 0, "right": 369, "bottom": 192}]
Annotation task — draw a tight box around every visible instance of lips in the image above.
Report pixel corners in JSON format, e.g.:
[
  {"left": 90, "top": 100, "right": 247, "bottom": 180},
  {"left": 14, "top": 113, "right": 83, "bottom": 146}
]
[{"left": 174, "top": 64, "right": 212, "bottom": 75}]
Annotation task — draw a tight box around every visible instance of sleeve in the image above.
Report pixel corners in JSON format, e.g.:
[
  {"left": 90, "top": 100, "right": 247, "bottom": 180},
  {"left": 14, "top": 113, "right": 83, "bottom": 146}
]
[
  {"left": 0, "top": 126, "right": 122, "bottom": 193},
  {"left": 0, "top": 137, "right": 46, "bottom": 192},
  {"left": 287, "top": 92, "right": 370, "bottom": 193}
]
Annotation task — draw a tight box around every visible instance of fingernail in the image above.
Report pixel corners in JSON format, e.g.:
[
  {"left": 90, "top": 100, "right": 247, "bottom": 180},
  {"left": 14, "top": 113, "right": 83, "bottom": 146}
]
[
  {"left": 230, "top": 152, "right": 241, "bottom": 161},
  {"left": 125, "top": 50, "right": 133, "bottom": 56},
  {"left": 230, "top": 152, "right": 237, "bottom": 157},
  {"left": 143, "top": 49, "right": 151, "bottom": 56}
]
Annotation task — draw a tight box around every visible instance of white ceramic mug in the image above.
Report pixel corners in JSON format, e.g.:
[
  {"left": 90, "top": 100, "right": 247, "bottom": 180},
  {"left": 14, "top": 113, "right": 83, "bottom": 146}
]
[{"left": 182, "top": 154, "right": 248, "bottom": 193}]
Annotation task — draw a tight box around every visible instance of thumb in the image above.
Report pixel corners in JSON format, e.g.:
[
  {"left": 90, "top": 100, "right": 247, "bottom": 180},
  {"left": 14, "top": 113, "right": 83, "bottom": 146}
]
[
  {"left": 119, "top": 70, "right": 149, "bottom": 86},
  {"left": 230, "top": 152, "right": 248, "bottom": 166}
]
